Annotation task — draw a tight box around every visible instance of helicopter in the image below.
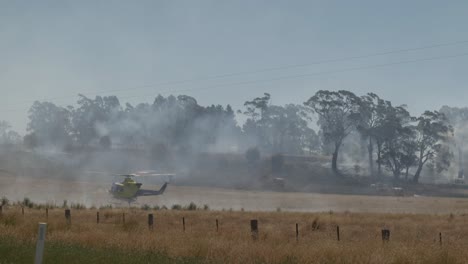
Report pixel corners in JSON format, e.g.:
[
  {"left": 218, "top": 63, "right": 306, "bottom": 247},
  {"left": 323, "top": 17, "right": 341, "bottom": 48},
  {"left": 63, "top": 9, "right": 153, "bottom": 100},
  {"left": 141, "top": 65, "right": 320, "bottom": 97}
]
[{"left": 109, "top": 171, "right": 175, "bottom": 204}]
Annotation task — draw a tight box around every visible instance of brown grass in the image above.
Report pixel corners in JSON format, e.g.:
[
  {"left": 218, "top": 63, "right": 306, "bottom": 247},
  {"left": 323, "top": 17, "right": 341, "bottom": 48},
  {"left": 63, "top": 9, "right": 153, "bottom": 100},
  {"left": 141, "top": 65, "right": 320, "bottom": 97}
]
[{"left": 1, "top": 206, "right": 468, "bottom": 263}]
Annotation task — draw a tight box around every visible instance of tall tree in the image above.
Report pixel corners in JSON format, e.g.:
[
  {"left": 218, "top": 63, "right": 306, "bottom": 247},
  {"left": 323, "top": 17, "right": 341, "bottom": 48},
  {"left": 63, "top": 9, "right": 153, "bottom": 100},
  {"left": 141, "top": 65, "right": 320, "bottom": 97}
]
[
  {"left": 243, "top": 94, "right": 315, "bottom": 154},
  {"left": 357, "top": 93, "right": 388, "bottom": 176},
  {"left": 380, "top": 125, "right": 417, "bottom": 180},
  {"left": 27, "top": 101, "right": 72, "bottom": 148},
  {"left": 304, "top": 90, "right": 361, "bottom": 173},
  {"left": 413, "top": 111, "right": 453, "bottom": 183},
  {"left": 71, "top": 95, "right": 121, "bottom": 147},
  {"left": 372, "top": 103, "right": 411, "bottom": 176},
  {"left": 0, "top": 121, "right": 21, "bottom": 145}
]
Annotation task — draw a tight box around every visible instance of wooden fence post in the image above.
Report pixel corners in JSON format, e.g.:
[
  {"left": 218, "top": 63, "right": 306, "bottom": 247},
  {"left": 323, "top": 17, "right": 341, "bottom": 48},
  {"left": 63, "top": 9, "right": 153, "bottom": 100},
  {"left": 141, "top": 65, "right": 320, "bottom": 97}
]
[
  {"left": 251, "top": 219, "right": 258, "bottom": 240},
  {"left": 122, "top": 213, "right": 125, "bottom": 224},
  {"left": 296, "top": 223, "right": 299, "bottom": 242},
  {"left": 148, "top": 214, "right": 154, "bottom": 230},
  {"left": 182, "top": 217, "right": 186, "bottom": 232},
  {"left": 439, "top": 232, "right": 442, "bottom": 246},
  {"left": 336, "top": 226, "right": 340, "bottom": 241},
  {"left": 381, "top": 229, "right": 390, "bottom": 242},
  {"left": 22, "top": 206, "right": 24, "bottom": 215},
  {"left": 96, "top": 212, "right": 100, "bottom": 224},
  {"left": 0, "top": 205, "right": 2, "bottom": 216},
  {"left": 65, "top": 209, "right": 71, "bottom": 225},
  {"left": 45, "top": 208, "right": 48, "bottom": 220},
  {"left": 216, "top": 219, "right": 219, "bottom": 232}
]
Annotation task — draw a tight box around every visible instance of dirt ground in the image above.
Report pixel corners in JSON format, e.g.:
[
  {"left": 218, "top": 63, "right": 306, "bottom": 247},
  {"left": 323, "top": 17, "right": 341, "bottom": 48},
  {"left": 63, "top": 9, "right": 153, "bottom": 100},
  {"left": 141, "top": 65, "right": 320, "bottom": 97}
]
[{"left": 2, "top": 173, "right": 468, "bottom": 214}]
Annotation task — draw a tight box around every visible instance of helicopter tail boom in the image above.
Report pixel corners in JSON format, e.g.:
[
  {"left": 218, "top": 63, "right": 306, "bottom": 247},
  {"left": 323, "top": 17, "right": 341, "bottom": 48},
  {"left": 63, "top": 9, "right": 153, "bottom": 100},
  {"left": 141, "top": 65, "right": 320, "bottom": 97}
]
[{"left": 137, "top": 182, "right": 168, "bottom": 196}]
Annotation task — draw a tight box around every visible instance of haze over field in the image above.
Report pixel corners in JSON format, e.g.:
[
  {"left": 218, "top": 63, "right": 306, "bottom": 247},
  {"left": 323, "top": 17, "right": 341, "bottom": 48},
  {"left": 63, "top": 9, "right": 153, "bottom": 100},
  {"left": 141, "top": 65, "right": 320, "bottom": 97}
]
[
  {"left": 3, "top": 3, "right": 468, "bottom": 263},
  {"left": 1, "top": 1, "right": 468, "bottom": 208}
]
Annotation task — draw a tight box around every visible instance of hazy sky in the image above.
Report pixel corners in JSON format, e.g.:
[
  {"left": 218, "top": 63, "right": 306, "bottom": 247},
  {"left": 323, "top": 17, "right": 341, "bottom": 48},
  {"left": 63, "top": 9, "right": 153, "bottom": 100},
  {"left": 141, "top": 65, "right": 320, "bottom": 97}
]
[{"left": 1, "top": 0, "right": 468, "bottom": 133}]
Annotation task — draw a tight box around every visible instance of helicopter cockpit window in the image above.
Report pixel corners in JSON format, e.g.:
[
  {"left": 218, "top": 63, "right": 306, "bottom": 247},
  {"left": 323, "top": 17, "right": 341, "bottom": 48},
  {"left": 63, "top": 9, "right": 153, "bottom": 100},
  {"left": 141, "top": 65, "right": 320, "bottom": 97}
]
[{"left": 111, "top": 183, "right": 124, "bottom": 192}]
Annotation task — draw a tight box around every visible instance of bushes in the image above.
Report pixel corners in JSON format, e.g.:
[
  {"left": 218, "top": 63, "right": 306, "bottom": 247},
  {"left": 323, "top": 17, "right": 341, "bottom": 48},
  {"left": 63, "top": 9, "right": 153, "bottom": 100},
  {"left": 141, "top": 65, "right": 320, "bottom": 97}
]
[
  {"left": 186, "top": 202, "right": 197, "bottom": 211},
  {"left": 271, "top": 153, "right": 284, "bottom": 173},
  {"left": 171, "top": 204, "right": 182, "bottom": 210},
  {"left": 245, "top": 147, "right": 260, "bottom": 166},
  {"left": 141, "top": 204, "right": 151, "bottom": 211},
  {"left": 22, "top": 197, "right": 34, "bottom": 209},
  {"left": 171, "top": 202, "right": 207, "bottom": 211},
  {"left": 99, "top": 136, "right": 112, "bottom": 150},
  {"left": 1, "top": 196, "right": 8, "bottom": 206},
  {"left": 71, "top": 203, "right": 87, "bottom": 210}
]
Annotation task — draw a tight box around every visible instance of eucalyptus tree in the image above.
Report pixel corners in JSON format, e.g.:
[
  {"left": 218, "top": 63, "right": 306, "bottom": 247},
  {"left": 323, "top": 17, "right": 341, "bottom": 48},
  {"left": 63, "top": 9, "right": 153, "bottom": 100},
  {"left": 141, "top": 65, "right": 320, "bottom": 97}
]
[
  {"left": 412, "top": 111, "right": 453, "bottom": 183},
  {"left": 304, "top": 90, "right": 361, "bottom": 173},
  {"left": 356, "top": 93, "right": 389, "bottom": 176},
  {"left": 27, "top": 101, "right": 73, "bottom": 148}
]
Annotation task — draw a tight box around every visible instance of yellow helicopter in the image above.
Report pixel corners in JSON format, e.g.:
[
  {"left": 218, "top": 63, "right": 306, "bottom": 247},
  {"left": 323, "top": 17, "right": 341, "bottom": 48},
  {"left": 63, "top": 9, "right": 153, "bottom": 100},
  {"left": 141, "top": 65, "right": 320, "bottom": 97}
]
[{"left": 109, "top": 171, "right": 174, "bottom": 203}]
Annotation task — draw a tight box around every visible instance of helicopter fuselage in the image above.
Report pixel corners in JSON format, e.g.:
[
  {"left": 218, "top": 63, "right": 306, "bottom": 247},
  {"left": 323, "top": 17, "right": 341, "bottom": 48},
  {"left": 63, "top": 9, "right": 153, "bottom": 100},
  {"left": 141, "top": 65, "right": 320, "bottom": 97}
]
[
  {"left": 109, "top": 175, "right": 168, "bottom": 202},
  {"left": 110, "top": 177, "right": 142, "bottom": 199}
]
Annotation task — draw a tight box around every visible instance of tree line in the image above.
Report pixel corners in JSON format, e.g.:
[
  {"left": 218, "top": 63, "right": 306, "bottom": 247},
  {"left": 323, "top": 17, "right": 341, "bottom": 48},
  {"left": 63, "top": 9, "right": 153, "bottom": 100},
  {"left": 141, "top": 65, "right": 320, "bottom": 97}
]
[{"left": 2, "top": 90, "right": 466, "bottom": 183}]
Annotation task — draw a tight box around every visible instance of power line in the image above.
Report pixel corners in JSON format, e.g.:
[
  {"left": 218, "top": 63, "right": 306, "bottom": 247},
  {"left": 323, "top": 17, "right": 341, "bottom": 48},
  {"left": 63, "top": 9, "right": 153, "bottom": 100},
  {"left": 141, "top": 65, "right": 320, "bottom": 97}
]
[
  {"left": 102, "top": 52, "right": 468, "bottom": 100},
  {"left": 4, "top": 50, "right": 466, "bottom": 114},
  {"left": 3, "top": 39, "right": 468, "bottom": 107}
]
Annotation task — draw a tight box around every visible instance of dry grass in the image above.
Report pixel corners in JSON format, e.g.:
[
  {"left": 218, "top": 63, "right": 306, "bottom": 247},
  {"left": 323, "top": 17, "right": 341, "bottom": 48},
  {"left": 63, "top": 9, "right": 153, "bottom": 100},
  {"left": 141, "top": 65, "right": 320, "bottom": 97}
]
[{"left": 1, "top": 206, "right": 468, "bottom": 263}]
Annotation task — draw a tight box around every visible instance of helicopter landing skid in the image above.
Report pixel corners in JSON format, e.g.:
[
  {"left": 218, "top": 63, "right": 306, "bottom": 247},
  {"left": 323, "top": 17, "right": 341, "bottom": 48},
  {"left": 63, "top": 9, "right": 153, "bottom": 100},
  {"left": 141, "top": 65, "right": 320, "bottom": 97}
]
[{"left": 107, "top": 198, "right": 139, "bottom": 208}]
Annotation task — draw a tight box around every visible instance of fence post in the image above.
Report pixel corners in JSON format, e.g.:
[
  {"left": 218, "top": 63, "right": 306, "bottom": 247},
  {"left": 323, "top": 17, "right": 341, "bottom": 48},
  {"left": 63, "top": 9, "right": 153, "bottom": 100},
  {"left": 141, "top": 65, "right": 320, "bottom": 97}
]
[
  {"left": 296, "top": 223, "right": 299, "bottom": 242},
  {"left": 0, "top": 205, "right": 2, "bottom": 216},
  {"left": 45, "top": 208, "right": 48, "bottom": 220},
  {"left": 182, "top": 217, "right": 185, "bottom": 232},
  {"left": 439, "top": 232, "right": 442, "bottom": 246},
  {"left": 148, "top": 214, "right": 154, "bottom": 230},
  {"left": 34, "top": 223, "right": 47, "bottom": 264},
  {"left": 22, "top": 206, "right": 24, "bottom": 215},
  {"left": 336, "top": 226, "right": 340, "bottom": 241},
  {"left": 216, "top": 219, "right": 219, "bottom": 232},
  {"left": 96, "top": 212, "right": 100, "bottom": 224},
  {"left": 251, "top": 219, "right": 258, "bottom": 240},
  {"left": 65, "top": 209, "right": 71, "bottom": 225},
  {"left": 381, "top": 229, "right": 390, "bottom": 242},
  {"left": 122, "top": 213, "right": 125, "bottom": 224}
]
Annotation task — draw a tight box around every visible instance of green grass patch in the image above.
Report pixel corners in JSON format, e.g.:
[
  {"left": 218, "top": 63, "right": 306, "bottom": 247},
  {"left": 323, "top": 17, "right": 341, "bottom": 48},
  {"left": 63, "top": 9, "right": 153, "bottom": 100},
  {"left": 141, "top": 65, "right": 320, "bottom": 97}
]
[{"left": 0, "top": 237, "right": 204, "bottom": 264}]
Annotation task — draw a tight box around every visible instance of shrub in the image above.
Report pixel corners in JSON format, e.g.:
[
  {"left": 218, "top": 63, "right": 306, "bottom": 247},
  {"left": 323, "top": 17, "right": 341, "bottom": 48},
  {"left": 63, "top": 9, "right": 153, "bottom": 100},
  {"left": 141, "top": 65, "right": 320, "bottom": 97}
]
[
  {"left": 23, "top": 133, "right": 38, "bottom": 149},
  {"left": 203, "top": 204, "right": 209, "bottom": 211},
  {"left": 271, "top": 153, "right": 284, "bottom": 173},
  {"left": 22, "top": 197, "right": 34, "bottom": 208},
  {"left": 186, "top": 202, "right": 197, "bottom": 211},
  {"left": 245, "top": 147, "right": 260, "bottom": 165},
  {"left": 1, "top": 215, "right": 17, "bottom": 226},
  {"left": 311, "top": 217, "right": 320, "bottom": 230},
  {"left": 71, "top": 203, "right": 86, "bottom": 210},
  {"left": 46, "top": 202, "right": 57, "bottom": 209},
  {"left": 99, "top": 204, "right": 113, "bottom": 210},
  {"left": 99, "top": 136, "right": 112, "bottom": 150},
  {"left": 141, "top": 204, "right": 151, "bottom": 211},
  {"left": 171, "top": 204, "right": 182, "bottom": 210},
  {"left": 1, "top": 196, "right": 9, "bottom": 206}
]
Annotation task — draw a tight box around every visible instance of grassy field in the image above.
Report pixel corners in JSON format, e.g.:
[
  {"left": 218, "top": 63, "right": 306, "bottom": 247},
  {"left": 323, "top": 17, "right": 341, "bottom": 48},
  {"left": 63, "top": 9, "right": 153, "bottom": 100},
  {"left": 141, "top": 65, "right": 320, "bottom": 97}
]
[
  {"left": 1, "top": 205, "right": 468, "bottom": 264},
  {"left": 4, "top": 173, "right": 468, "bottom": 214}
]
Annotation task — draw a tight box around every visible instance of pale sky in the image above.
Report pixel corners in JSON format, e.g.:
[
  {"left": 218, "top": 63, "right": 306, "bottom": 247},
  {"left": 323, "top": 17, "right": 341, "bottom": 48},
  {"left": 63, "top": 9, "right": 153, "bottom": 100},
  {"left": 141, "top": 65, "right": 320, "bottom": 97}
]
[{"left": 1, "top": 0, "right": 468, "bottom": 133}]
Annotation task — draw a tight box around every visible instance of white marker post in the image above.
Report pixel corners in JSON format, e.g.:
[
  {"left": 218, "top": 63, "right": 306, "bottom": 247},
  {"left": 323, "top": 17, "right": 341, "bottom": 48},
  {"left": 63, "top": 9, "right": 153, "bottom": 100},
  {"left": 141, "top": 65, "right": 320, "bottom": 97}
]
[{"left": 34, "top": 223, "right": 47, "bottom": 264}]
